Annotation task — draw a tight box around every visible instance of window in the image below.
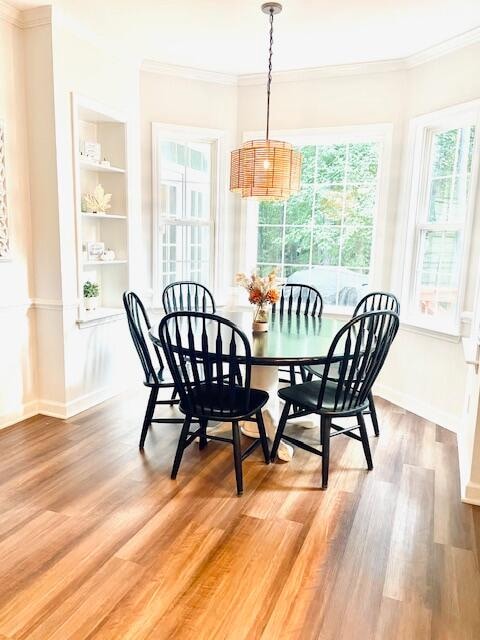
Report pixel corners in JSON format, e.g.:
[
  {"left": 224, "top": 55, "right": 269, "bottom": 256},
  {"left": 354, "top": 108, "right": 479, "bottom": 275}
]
[
  {"left": 153, "top": 125, "right": 221, "bottom": 303},
  {"left": 402, "top": 103, "right": 480, "bottom": 333},
  {"left": 248, "top": 131, "right": 387, "bottom": 310}
]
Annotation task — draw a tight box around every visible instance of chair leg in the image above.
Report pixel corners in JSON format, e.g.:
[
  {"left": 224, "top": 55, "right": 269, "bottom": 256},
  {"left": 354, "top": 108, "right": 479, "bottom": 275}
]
[
  {"left": 171, "top": 415, "right": 192, "bottom": 480},
  {"left": 320, "top": 415, "right": 331, "bottom": 490},
  {"left": 358, "top": 412, "right": 373, "bottom": 470},
  {"left": 368, "top": 391, "right": 379, "bottom": 437},
  {"left": 139, "top": 387, "right": 158, "bottom": 450},
  {"left": 232, "top": 421, "right": 243, "bottom": 496},
  {"left": 289, "top": 365, "right": 296, "bottom": 386},
  {"left": 199, "top": 418, "right": 208, "bottom": 450},
  {"left": 169, "top": 387, "right": 178, "bottom": 406},
  {"left": 255, "top": 411, "right": 270, "bottom": 464},
  {"left": 270, "top": 402, "right": 291, "bottom": 461}
]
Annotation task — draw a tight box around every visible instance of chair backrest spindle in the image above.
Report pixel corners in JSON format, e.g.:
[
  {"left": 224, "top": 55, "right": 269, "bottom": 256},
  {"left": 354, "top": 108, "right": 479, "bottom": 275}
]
[
  {"left": 318, "top": 310, "right": 399, "bottom": 414},
  {"left": 163, "top": 281, "right": 216, "bottom": 314},
  {"left": 123, "top": 291, "right": 162, "bottom": 385},
  {"left": 159, "top": 311, "right": 251, "bottom": 418},
  {"left": 273, "top": 283, "right": 323, "bottom": 318}
]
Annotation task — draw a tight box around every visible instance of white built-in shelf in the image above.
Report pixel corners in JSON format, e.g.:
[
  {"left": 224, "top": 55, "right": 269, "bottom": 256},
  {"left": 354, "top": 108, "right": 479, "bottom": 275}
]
[
  {"left": 81, "top": 212, "right": 127, "bottom": 220},
  {"left": 79, "top": 158, "right": 125, "bottom": 173},
  {"left": 77, "top": 306, "right": 125, "bottom": 328},
  {"left": 84, "top": 260, "right": 128, "bottom": 266}
]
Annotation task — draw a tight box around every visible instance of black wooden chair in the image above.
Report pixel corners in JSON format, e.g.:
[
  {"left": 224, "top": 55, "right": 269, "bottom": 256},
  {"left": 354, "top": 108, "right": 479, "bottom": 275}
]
[
  {"left": 272, "top": 283, "right": 323, "bottom": 386},
  {"left": 305, "top": 291, "right": 400, "bottom": 436},
  {"left": 123, "top": 291, "right": 184, "bottom": 450},
  {"left": 271, "top": 310, "right": 400, "bottom": 489},
  {"left": 162, "top": 281, "right": 216, "bottom": 314},
  {"left": 159, "top": 311, "right": 270, "bottom": 495}
]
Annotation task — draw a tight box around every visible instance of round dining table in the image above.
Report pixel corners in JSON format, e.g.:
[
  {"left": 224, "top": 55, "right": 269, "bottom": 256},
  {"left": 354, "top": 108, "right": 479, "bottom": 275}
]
[{"left": 150, "top": 309, "right": 346, "bottom": 462}]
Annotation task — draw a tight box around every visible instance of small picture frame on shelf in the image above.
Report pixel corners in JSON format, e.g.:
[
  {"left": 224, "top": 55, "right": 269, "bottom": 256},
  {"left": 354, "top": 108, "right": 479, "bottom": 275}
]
[
  {"left": 81, "top": 140, "right": 101, "bottom": 163},
  {"left": 86, "top": 241, "right": 105, "bottom": 261}
]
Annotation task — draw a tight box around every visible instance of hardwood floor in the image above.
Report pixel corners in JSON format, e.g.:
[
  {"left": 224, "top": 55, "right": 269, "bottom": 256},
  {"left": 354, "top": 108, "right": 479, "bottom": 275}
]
[{"left": 0, "top": 390, "right": 479, "bottom": 639}]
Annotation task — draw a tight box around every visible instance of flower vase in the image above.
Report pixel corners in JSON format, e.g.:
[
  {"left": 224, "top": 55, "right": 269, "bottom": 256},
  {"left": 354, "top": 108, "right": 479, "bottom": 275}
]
[{"left": 252, "top": 303, "right": 269, "bottom": 333}]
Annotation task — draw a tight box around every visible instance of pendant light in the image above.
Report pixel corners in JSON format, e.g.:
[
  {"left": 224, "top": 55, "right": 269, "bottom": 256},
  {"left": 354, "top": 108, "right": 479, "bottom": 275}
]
[{"left": 230, "top": 2, "right": 302, "bottom": 201}]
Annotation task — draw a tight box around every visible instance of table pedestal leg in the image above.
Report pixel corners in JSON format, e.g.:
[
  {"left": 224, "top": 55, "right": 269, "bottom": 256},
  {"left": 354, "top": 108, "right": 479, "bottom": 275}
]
[{"left": 240, "top": 365, "right": 294, "bottom": 462}]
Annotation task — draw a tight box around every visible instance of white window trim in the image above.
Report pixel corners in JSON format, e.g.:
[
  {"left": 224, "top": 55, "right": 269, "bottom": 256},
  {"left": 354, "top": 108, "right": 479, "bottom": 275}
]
[
  {"left": 395, "top": 99, "right": 480, "bottom": 337},
  {"left": 151, "top": 123, "right": 225, "bottom": 308},
  {"left": 237, "top": 123, "right": 393, "bottom": 314}
]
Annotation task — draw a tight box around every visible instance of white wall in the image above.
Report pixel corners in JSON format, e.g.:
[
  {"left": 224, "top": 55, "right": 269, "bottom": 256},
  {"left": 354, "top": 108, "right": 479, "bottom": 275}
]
[
  {"left": 140, "top": 70, "right": 238, "bottom": 302},
  {"left": 48, "top": 9, "right": 141, "bottom": 413},
  {"left": 0, "top": 12, "right": 37, "bottom": 427}
]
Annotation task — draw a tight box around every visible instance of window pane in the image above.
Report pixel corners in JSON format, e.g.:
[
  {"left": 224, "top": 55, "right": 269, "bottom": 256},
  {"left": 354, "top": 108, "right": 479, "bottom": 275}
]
[
  {"left": 159, "top": 181, "right": 183, "bottom": 218},
  {"left": 317, "top": 144, "right": 347, "bottom": 183},
  {"left": 186, "top": 142, "right": 211, "bottom": 183},
  {"left": 300, "top": 145, "right": 316, "bottom": 183},
  {"left": 427, "top": 125, "right": 475, "bottom": 222},
  {"left": 312, "top": 226, "right": 341, "bottom": 265},
  {"left": 285, "top": 185, "right": 313, "bottom": 225},
  {"left": 258, "top": 200, "right": 283, "bottom": 225},
  {"left": 284, "top": 227, "right": 311, "bottom": 264},
  {"left": 344, "top": 184, "right": 376, "bottom": 224},
  {"left": 415, "top": 230, "right": 461, "bottom": 319},
  {"left": 341, "top": 226, "right": 373, "bottom": 268},
  {"left": 257, "top": 226, "right": 283, "bottom": 264},
  {"left": 187, "top": 184, "right": 210, "bottom": 220},
  {"left": 346, "top": 142, "right": 379, "bottom": 183},
  {"left": 314, "top": 185, "right": 343, "bottom": 225}
]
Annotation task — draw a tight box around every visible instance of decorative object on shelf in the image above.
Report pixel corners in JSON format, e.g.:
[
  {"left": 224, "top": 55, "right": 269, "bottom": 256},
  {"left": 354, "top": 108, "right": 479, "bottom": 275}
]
[
  {"left": 83, "top": 280, "right": 100, "bottom": 311},
  {"left": 0, "top": 120, "right": 10, "bottom": 261},
  {"left": 83, "top": 184, "right": 112, "bottom": 213},
  {"left": 86, "top": 241, "right": 105, "bottom": 261},
  {"left": 235, "top": 269, "right": 280, "bottom": 332},
  {"left": 230, "top": 3, "right": 301, "bottom": 201},
  {"left": 100, "top": 158, "right": 111, "bottom": 167},
  {"left": 100, "top": 248, "right": 116, "bottom": 261},
  {"left": 81, "top": 140, "right": 101, "bottom": 163}
]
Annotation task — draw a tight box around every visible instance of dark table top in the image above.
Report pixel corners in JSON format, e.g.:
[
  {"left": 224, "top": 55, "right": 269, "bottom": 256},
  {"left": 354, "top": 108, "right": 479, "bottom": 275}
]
[{"left": 149, "top": 308, "right": 347, "bottom": 366}]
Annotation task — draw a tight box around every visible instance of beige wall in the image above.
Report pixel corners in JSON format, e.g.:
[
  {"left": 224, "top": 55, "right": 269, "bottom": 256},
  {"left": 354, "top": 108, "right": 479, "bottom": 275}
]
[{"left": 0, "top": 15, "right": 37, "bottom": 427}]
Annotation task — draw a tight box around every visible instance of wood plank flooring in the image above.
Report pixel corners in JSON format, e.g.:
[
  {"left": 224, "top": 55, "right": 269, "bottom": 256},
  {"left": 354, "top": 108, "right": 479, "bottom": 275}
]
[{"left": 0, "top": 389, "right": 479, "bottom": 639}]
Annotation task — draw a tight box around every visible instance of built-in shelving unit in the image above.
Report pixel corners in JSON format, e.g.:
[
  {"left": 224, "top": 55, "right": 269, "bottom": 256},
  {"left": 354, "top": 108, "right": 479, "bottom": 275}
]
[{"left": 71, "top": 95, "right": 131, "bottom": 324}]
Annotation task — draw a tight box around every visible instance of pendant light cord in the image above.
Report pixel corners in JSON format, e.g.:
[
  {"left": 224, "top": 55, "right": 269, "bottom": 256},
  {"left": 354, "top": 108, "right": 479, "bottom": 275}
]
[{"left": 265, "top": 8, "right": 274, "bottom": 140}]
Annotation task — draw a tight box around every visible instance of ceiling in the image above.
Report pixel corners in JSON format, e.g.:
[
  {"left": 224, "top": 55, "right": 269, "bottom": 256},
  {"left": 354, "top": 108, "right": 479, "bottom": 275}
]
[{"left": 9, "top": 0, "right": 480, "bottom": 74}]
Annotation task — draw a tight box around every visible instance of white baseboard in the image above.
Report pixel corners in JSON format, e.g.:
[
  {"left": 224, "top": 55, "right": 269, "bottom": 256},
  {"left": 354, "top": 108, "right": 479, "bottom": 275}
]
[
  {"left": 374, "top": 383, "right": 460, "bottom": 433},
  {"left": 0, "top": 400, "right": 39, "bottom": 430},
  {"left": 461, "top": 480, "right": 480, "bottom": 506},
  {"left": 1, "top": 382, "right": 135, "bottom": 428},
  {"left": 37, "top": 383, "right": 134, "bottom": 420}
]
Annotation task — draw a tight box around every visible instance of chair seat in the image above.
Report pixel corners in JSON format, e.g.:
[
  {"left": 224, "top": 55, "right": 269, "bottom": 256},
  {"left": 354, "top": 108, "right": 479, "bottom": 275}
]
[
  {"left": 278, "top": 379, "right": 367, "bottom": 415},
  {"left": 179, "top": 384, "right": 268, "bottom": 420}
]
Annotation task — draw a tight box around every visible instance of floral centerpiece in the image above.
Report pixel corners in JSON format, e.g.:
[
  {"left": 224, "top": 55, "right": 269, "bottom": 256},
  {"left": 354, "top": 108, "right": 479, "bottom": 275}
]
[{"left": 235, "top": 269, "right": 280, "bottom": 332}]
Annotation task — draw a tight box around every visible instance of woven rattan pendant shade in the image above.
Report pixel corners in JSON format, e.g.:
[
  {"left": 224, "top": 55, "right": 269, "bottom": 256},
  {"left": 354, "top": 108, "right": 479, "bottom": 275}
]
[
  {"left": 230, "top": 3, "right": 302, "bottom": 201},
  {"left": 230, "top": 139, "right": 301, "bottom": 200}
]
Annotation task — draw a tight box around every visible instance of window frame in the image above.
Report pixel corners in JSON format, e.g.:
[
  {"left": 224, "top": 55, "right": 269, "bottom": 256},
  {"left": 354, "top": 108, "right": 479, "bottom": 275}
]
[
  {"left": 152, "top": 123, "right": 225, "bottom": 308},
  {"left": 397, "top": 100, "right": 480, "bottom": 336},
  {"left": 238, "top": 124, "right": 393, "bottom": 315}
]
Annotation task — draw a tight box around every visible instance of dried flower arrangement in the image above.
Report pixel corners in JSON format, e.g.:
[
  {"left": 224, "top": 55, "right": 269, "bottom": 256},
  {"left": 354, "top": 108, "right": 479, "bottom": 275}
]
[{"left": 235, "top": 269, "right": 280, "bottom": 331}]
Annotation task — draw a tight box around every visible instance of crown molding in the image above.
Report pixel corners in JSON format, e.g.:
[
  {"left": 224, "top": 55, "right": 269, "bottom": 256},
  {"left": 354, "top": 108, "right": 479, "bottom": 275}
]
[
  {"left": 21, "top": 5, "right": 51, "bottom": 29},
  {"left": 405, "top": 25, "right": 480, "bottom": 68},
  {"left": 238, "top": 58, "right": 406, "bottom": 86},
  {"left": 0, "top": 2, "right": 51, "bottom": 29},
  {"left": 142, "top": 24, "right": 480, "bottom": 86},
  {"left": 141, "top": 59, "right": 237, "bottom": 86},
  {"left": 0, "top": 0, "right": 21, "bottom": 27}
]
